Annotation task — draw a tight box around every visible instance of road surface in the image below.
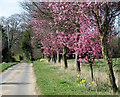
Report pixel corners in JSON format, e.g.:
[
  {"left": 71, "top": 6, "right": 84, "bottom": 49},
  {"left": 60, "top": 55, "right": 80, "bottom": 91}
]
[{"left": 0, "top": 62, "right": 37, "bottom": 95}]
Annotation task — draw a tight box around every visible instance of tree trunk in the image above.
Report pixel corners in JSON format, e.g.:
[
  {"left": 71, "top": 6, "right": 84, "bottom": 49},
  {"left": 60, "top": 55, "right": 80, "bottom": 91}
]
[
  {"left": 57, "top": 49, "right": 61, "bottom": 63},
  {"left": 75, "top": 26, "right": 81, "bottom": 73},
  {"left": 57, "top": 51, "right": 59, "bottom": 63},
  {"left": 100, "top": 36, "right": 118, "bottom": 93},
  {"left": 63, "top": 45, "right": 68, "bottom": 69},
  {"left": 59, "top": 54, "right": 62, "bottom": 63},
  {"left": 48, "top": 56, "right": 51, "bottom": 62},
  {"left": 93, "top": 4, "right": 119, "bottom": 92},
  {"left": 89, "top": 63, "right": 94, "bottom": 81},
  {"left": 52, "top": 51, "right": 56, "bottom": 63},
  {"left": 75, "top": 54, "right": 81, "bottom": 73},
  {"left": 42, "top": 53, "right": 44, "bottom": 58}
]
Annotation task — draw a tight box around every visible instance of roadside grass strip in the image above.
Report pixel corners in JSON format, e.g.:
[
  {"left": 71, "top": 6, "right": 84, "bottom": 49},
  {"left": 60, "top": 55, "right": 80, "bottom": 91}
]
[
  {"left": 33, "top": 60, "right": 119, "bottom": 95},
  {"left": 0, "top": 62, "right": 17, "bottom": 72}
]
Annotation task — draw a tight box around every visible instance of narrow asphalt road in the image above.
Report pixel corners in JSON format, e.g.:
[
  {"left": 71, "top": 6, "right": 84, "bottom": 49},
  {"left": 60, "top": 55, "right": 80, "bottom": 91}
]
[{"left": 0, "top": 62, "right": 37, "bottom": 95}]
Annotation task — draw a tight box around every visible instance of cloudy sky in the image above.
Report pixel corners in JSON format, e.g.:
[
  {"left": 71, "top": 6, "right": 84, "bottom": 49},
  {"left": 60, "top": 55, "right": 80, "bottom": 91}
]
[{"left": 0, "top": 0, "right": 24, "bottom": 18}]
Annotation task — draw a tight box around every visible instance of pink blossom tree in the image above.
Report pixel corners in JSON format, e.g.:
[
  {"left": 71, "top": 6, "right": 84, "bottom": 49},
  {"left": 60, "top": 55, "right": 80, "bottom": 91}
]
[
  {"left": 48, "top": 2, "right": 89, "bottom": 70},
  {"left": 79, "top": 1, "right": 120, "bottom": 92},
  {"left": 30, "top": 2, "right": 120, "bottom": 92},
  {"left": 75, "top": 30, "right": 102, "bottom": 80}
]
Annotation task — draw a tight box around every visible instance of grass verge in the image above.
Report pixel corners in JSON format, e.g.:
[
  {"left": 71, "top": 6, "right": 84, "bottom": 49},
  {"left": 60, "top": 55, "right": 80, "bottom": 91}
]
[
  {"left": 0, "top": 62, "right": 17, "bottom": 72},
  {"left": 33, "top": 60, "right": 118, "bottom": 95}
]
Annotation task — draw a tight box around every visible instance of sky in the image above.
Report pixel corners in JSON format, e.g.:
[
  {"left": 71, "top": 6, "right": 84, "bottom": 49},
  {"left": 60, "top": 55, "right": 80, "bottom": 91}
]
[{"left": 0, "top": 0, "right": 24, "bottom": 18}]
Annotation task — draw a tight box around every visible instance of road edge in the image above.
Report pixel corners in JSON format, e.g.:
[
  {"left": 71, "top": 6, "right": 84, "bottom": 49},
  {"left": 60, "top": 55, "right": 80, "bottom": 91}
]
[{"left": 31, "top": 63, "right": 41, "bottom": 95}]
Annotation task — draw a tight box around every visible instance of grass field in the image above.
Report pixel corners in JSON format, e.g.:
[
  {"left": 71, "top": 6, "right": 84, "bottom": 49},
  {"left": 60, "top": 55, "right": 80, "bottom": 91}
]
[
  {"left": 0, "top": 62, "right": 17, "bottom": 72},
  {"left": 33, "top": 59, "right": 120, "bottom": 95}
]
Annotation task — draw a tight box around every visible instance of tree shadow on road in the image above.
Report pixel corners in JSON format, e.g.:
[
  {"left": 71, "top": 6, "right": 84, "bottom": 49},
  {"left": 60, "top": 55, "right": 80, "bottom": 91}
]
[{"left": 0, "top": 82, "right": 31, "bottom": 85}]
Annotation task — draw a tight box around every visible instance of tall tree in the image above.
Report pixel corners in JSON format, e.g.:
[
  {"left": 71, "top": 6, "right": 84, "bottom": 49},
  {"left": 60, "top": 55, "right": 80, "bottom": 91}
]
[
  {"left": 21, "top": 30, "right": 32, "bottom": 61},
  {"left": 80, "top": 2, "right": 120, "bottom": 92}
]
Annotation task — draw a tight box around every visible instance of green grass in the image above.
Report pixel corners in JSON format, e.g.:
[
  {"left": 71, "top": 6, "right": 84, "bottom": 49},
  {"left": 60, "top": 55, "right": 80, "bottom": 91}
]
[
  {"left": 67, "top": 59, "right": 75, "bottom": 63},
  {"left": 68, "top": 58, "right": 120, "bottom": 65},
  {"left": 67, "top": 58, "right": 120, "bottom": 72},
  {"left": 33, "top": 61, "right": 117, "bottom": 95},
  {"left": 14, "top": 56, "right": 20, "bottom": 61},
  {"left": 0, "top": 62, "right": 17, "bottom": 72},
  {"left": 84, "top": 58, "right": 120, "bottom": 72}
]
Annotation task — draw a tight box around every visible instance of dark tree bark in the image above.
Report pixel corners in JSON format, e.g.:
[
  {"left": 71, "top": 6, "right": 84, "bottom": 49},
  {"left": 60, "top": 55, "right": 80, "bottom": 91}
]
[
  {"left": 63, "top": 45, "right": 68, "bottom": 69},
  {"left": 89, "top": 63, "right": 94, "bottom": 81},
  {"left": 47, "top": 55, "right": 51, "bottom": 62},
  {"left": 52, "top": 51, "right": 56, "bottom": 63},
  {"left": 75, "top": 54, "right": 81, "bottom": 73},
  {"left": 101, "top": 36, "right": 118, "bottom": 92}
]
